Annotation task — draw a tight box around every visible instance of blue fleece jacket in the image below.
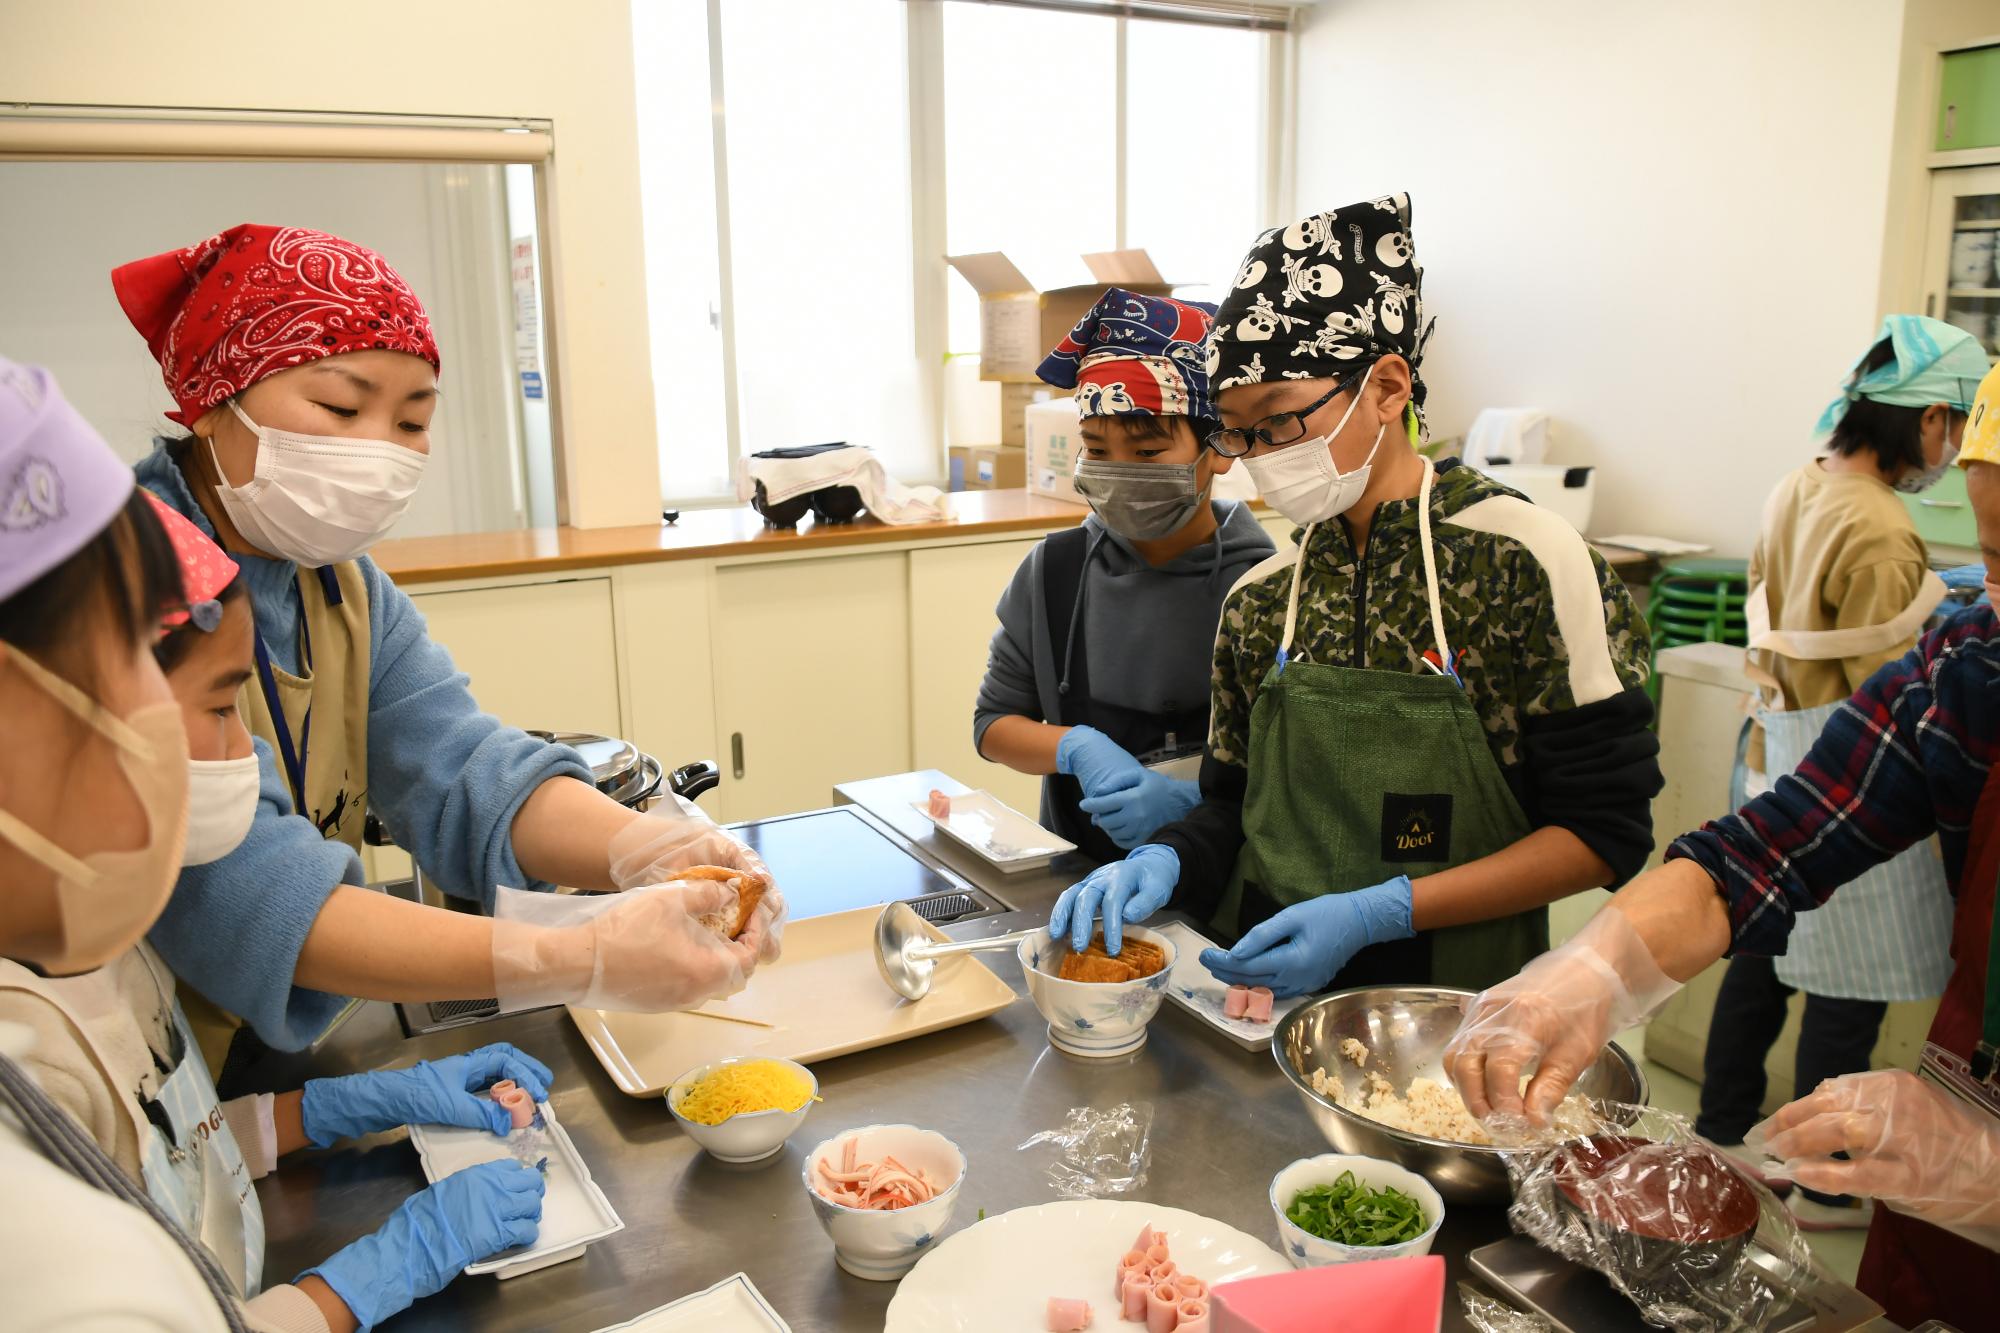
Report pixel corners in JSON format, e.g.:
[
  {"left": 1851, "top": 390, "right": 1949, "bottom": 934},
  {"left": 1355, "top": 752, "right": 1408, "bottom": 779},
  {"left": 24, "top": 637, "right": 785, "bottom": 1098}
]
[{"left": 135, "top": 445, "right": 593, "bottom": 1050}]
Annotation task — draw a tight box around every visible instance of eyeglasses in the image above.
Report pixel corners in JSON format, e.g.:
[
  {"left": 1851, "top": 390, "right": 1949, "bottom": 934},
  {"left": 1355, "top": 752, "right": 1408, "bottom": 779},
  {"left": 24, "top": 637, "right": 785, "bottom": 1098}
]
[{"left": 1204, "top": 364, "right": 1372, "bottom": 458}]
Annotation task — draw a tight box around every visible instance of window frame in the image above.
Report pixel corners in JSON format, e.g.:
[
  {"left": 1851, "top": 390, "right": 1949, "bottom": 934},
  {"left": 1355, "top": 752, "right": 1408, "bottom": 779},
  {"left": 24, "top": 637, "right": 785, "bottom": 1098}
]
[{"left": 658, "top": 0, "right": 1297, "bottom": 504}]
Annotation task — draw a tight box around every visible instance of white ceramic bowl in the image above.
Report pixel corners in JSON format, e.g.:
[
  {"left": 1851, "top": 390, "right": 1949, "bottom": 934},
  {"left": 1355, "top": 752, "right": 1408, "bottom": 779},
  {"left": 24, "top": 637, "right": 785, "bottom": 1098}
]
[
  {"left": 665, "top": 1057, "right": 818, "bottom": 1163},
  {"left": 803, "top": 1124, "right": 966, "bottom": 1280},
  {"left": 1269, "top": 1153, "right": 1446, "bottom": 1269},
  {"left": 1018, "top": 925, "right": 1177, "bottom": 1058}
]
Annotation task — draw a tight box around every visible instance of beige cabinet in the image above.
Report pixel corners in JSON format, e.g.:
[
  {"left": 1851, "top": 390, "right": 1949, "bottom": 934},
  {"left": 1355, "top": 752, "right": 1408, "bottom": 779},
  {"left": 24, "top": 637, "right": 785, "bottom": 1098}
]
[
  {"left": 908, "top": 539, "right": 1046, "bottom": 816},
  {"left": 411, "top": 576, "right": 624, "bottom": 736},
  {"left": 711, "top": 553, "right": 912, "bottom": 822},
  {"left": 612, "top": 561, "right": 720, "bottom": 795}
]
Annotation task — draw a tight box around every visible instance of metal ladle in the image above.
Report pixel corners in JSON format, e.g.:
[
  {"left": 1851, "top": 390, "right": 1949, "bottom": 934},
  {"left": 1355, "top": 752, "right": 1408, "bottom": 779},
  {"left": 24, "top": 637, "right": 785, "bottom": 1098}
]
[{"left": 873, "top": 901, "right": 1041, "bottom": 1001}]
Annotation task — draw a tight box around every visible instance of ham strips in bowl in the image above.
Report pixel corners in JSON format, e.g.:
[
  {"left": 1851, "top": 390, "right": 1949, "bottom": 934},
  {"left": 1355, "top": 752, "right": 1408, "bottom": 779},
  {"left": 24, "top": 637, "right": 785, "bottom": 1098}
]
[{"left": 814, "top": 1135, "right": 943, "bottom": 1210}]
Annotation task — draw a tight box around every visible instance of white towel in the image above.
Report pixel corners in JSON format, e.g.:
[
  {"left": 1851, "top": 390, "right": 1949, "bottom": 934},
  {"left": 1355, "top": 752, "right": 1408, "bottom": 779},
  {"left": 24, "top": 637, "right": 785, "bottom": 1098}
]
[{"left": 734, "top": 445, "right": 944, "bottom": 525}]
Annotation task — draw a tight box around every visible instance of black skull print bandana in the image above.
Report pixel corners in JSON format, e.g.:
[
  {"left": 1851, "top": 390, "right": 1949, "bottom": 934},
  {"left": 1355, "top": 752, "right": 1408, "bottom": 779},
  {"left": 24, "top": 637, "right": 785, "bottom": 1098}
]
[{"left": 1205, "top": 192, "right": 1435, "bottom": 434}]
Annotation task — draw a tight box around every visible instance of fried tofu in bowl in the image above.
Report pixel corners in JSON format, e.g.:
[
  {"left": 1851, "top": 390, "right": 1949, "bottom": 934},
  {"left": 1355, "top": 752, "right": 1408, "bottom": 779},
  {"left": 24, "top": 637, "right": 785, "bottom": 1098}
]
[{"left": 1019, "top": 925, "right": 1176, "bottom": 1059}]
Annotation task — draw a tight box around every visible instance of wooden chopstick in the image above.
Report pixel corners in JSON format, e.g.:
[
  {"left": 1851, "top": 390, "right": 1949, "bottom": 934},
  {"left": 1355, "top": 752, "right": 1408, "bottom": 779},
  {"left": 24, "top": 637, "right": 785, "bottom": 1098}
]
[{"left": 683, "top": 1007, "right": 778, "bottom": 1029}]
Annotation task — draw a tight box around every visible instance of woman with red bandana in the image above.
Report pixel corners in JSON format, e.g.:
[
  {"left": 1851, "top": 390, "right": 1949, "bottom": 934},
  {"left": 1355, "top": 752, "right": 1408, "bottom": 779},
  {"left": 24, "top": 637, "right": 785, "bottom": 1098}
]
[{"left": 113, "top": 224, "right": 783, "bottom": 1071}]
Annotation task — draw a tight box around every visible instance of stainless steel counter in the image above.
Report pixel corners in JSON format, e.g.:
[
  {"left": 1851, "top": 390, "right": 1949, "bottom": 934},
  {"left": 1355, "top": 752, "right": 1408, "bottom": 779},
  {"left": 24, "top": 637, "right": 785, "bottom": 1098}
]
[{"left": 239, "top": 772, "right": 1578, "bottom": 1329}]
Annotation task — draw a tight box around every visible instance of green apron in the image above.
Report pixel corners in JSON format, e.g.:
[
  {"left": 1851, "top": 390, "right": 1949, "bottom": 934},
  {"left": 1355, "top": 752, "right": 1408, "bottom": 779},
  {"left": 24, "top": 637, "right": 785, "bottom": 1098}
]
[{"left": 1218, "top": 459, "right": 1545, "bottom": 991}]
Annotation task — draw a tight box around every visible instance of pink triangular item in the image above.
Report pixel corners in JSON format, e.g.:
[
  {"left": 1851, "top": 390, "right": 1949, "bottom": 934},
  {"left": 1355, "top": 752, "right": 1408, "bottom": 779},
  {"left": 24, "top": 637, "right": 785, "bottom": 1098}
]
[{"left": 1211, "top": 1255, "right": 1445, "bottom": 1333}]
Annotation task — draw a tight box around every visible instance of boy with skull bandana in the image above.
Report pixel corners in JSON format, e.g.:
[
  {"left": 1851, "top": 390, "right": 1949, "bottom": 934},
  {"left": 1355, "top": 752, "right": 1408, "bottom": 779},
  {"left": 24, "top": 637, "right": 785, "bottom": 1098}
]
[{"left": 1050, "top": 195, "right": 1662, "bottom": 998}]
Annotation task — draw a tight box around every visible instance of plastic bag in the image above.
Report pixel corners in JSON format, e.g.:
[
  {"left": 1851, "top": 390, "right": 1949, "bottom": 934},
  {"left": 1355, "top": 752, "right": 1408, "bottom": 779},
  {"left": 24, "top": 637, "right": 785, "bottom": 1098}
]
[
  {"left": 1457, "top": 1283, "right": 1552, "bottom": 1333},
  {"left": 1018, "top": 1101, "right": 1155, "bottom": 1199},
  {"left": 489, "top": 882, "right": 767, "bottom": 1014},
  {"left": 1500, "top": 1103, "right": 1815, "bottom": 1332}
]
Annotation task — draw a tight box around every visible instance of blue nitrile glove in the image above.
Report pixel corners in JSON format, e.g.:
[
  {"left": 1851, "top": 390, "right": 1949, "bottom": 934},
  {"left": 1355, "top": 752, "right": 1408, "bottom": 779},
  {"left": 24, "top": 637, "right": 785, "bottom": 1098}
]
[
  {"left": 1055, "top": 725, "right": 1147, "bottom": 799},
  {"left": 1078, "top": 771, "right": 1201, "bottom": 850},
  {"left": 305, "top": 1159, "right": 544, "bottom": 1331},
  {"left": 1047, "top": 845, "right": 1180, "bottom": 954},
  {"left": 1201, "top": 877, "right": 1416, "bottom": 998},
  {"left": 299, "top": 1043, "right": 554, "bottom": 1147}
]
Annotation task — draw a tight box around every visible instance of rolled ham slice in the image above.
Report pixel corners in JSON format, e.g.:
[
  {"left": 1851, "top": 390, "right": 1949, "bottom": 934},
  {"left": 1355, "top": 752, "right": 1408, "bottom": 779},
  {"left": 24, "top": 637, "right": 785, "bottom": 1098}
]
[
  {"left": 1146, "top": 1283, "right": 1180, "bottom": 1333},
  {"left": 1046, "top": 1296, "right": 1094, "bottom": 1331},
  {"left": 1121, "top": 1271, "right": 1152, "bottom": 1322},
  {"left": 1116, "top": 1249, "right": 1150, "bottom": 1299},
  {"left": 1145, "top": 1242, "right": 1171, "bottom": 1269},
  {"left": 1148, "top": 1261, "right": 1178, "bottom": 1286},
  {"left": 1244, "top": 986, "right": 1274, "bottom": 1023},
  {"left": 1222, "top": 985, "right": 1250, "bottom": 1019},
  {"left": 1175, "top": 1298, "right": 1210, "bottom": 1333},
  {"left": 1173, "top": 1276, "right": 1206, "bottom": 1302},
  {"left": 1132, "top": 1225, "right": 1160, "bottom": 1254}
]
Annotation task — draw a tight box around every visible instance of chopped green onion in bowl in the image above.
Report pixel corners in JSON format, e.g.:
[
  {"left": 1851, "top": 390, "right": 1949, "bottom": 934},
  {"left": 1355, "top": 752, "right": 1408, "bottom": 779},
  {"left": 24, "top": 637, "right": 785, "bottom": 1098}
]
[{"left": 1284, "top": 1170, "right": 1428, "bottom": 1246}]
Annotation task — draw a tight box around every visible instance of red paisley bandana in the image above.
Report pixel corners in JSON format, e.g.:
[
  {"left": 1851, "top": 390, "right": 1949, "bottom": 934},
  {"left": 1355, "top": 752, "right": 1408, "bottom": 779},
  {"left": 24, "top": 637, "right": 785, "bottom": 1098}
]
[{"left": 112, "top": 223, "right": 441, "bottom": 427}]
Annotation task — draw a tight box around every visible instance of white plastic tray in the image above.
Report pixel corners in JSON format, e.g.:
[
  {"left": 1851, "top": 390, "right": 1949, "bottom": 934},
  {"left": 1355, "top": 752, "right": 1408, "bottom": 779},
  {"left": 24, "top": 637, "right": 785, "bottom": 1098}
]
[
  {"left": 406, "top": 1098, "right": 624, "bottom": 1278},
  {"left": 593, "top": 1272, "right": 792, "bottom": 1331},
  {"left": 1152, "top": 920, "right": 1305, "bottom": 1051},
  {"left": 912, "top": 788, "right": 1074, "bottom": 874}
]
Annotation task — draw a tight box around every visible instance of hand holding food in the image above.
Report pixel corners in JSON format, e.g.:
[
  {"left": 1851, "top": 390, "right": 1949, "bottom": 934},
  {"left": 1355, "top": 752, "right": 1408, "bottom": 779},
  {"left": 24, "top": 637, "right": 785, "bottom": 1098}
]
[
  {"left": 1748, "top": 1069, "right": 2000, "bottom": 1248},
  {"left": 1201, "top": 878, "right": 1414, "bottom": 999},
  {"left": 1077, "top": 769, "right": 1201, "bottom": 849},
  {"left": 1055, "top": 725, "right": 1148, "bottom": 799},
  {"left": 489, "top": 881, "right": 771, "bottom": 1014},
  {"left": 609, "top": 796, "right": 777, "bottom": 908},
  {"left": 299, "top": 1043, "right": 555, "bottom": 1144},
  {"left": 305, "top": 1159, "right": 545, "bottom": 1329},
  {"left": 1048, "top": 845, "right": 1180, "bottom": 954},
  {"left": 1444, "top": 907, "right": 1681, "bottom": 1126}
]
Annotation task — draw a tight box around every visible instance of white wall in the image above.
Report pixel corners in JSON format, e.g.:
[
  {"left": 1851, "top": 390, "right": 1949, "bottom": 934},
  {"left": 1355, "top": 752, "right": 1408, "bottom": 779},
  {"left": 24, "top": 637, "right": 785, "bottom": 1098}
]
[
  {"left": 1, "top": 0, "right": 662, "bottom": 529},
  {"left": 1293, "top": 0, "right": 1907, "bottom": 555},
  {"left": 0, "top": 160, "right": 526, "bottom": 541}
]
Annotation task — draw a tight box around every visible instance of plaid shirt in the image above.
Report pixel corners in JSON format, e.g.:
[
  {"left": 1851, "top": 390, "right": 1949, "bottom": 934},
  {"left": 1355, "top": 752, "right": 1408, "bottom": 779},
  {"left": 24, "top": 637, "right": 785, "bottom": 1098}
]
[{"left": 1669, "top": 605, "right": 2000, "bottom": 957}]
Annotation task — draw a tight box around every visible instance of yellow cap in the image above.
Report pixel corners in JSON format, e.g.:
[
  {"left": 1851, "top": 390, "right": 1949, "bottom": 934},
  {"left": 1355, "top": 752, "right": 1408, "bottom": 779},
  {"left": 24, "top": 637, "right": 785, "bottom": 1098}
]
[{"left": 1964, "top": 361, "right": 2000, "bottom": 467}]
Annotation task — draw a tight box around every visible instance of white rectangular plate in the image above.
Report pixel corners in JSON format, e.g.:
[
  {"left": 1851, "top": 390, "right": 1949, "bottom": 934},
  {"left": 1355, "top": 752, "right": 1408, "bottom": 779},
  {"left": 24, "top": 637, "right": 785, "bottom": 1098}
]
[
  {"left": 569, "top": 904, "right": 1018, "bottom": 1097},
  {"left": 407, "top": 1099, "right": 624, "bottom": 1278},
  {"left": 1152, "top": 920, "right": 1304, "bottom": 1051},
  {"left": 912, "top": 788, "right": 1074, "bottom": 873},
  {"left": 593, "top": 1272, "right": 792, "bottom": 1331}
]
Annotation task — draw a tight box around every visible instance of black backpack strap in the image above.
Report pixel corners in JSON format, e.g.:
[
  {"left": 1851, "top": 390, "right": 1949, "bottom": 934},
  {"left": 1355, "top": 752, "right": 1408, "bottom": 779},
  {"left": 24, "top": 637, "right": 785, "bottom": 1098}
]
[{"left": 1040, "top": 525, "right": 1093, "bottom": 727}]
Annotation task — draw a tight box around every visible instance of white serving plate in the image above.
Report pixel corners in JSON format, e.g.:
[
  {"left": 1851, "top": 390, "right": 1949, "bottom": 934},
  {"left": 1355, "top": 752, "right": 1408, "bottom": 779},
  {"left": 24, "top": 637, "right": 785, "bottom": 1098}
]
[
  {"left": 1152, "top": 920, "right": 1305, "bottom": 1051},
  {"left": 912, "top": 789, "right": 1074, "bottom": 873},
  {"left": 406, "top": 1099, "right": 624, "bottom": 1278},
  {"left": 884, "top": 1199, "right": 1289, "bottom": 1332},
  {"left": 591, "top": 1272, "right": 791, "bottom": 1331}
]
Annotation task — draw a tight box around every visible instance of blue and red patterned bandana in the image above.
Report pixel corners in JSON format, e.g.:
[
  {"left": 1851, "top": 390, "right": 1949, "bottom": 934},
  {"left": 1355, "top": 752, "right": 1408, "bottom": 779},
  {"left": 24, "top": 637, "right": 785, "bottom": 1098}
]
[{"left": 1037, "top": 288, "right": 1218, "bottom": 422}]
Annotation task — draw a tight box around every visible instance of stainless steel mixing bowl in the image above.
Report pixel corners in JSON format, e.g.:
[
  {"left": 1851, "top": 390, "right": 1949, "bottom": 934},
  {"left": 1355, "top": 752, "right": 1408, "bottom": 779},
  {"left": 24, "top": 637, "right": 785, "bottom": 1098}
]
[{"left": 1271, "top": 986, "right": 1648, "bottom": 1205}]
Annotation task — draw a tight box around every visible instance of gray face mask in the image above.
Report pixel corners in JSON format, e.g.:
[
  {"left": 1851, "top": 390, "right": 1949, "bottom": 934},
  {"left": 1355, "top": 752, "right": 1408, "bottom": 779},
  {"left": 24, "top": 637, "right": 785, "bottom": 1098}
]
[{"left": 1071, "top": 457, "right": 1209, "bottom": 541}]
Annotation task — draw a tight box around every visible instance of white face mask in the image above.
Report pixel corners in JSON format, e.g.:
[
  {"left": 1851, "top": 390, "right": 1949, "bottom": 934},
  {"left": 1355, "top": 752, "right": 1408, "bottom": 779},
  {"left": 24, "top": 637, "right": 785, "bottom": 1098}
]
[
  {"left": 182, "top": 754, "right": 261, "bottom": 867},
  {"left": 1893, "top": 429, "right": 1958, "bottom": 495},
  {"left": 1239, "top": 363, "right": 1386, "bottom": 526},
  {"left": 208, "top": 399, "right": 426, "bottom": 566}
]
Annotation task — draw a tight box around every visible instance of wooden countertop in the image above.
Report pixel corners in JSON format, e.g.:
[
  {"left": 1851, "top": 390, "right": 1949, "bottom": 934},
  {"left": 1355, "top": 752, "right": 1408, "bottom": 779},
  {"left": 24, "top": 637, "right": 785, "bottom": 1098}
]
[{"left": 371, "top": 488, "right": 1093, "bottom": 583}]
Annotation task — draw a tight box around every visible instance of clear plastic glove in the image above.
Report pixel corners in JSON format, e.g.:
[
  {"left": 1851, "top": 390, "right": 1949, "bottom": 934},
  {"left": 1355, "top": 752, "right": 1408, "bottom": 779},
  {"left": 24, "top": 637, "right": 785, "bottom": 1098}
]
[
  {"left": 1047, "top": 845, "right": 1179, "bottom": 954},
  {"left": 1747, "top": 1069, "right": 2000, "bottom": 1249},
  {"left": 299, "top": 1043, "right": 554, "bottom": 1146},
  {"left": 1444, "top": 906, "right": 1681, "bottom": 1126},
  {"left": 608, "top": 794, "right": 775, "bottom": 893},
  {"left": 1078, "top": 771, "right": 1200, "bottom": 850},
  {"left": 490, "top": 881, "right": 774, "bottom": 1013},
  {"left": 1055, "top": 725, "right": 1147, "bottom": 799},
  {"left": 1201, "top": 878, "right": 1414, "bottom": 998},
  {"left": 305, "top": 1159, "right": 544, "bottom": 1331}
]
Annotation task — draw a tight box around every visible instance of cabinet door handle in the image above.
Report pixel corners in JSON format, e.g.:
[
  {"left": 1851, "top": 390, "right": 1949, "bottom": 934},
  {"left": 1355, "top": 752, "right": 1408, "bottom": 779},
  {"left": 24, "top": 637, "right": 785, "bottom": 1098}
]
[
  {"left": 1944, "top": 103, "right": 1957, "bottom": 142},
  {"left": 1918, "top": 498, "right": 1964, "bottom": 509},
  {"left": 731, "top": 732, "right": 745, "bottom": 779}
]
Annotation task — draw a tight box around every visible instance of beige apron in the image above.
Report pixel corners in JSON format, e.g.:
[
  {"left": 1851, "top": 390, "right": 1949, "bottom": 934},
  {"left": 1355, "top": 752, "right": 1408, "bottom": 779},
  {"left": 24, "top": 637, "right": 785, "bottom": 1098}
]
[{"left": 183, "top": 563, "right": 373, "bottom": 1075}]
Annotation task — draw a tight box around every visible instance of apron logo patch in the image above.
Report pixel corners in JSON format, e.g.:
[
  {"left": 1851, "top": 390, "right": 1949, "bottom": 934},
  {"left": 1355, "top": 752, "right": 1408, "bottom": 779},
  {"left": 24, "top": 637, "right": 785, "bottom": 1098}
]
[{"left": 1381, "top": 793, "right": 1452, "bottom": 863}]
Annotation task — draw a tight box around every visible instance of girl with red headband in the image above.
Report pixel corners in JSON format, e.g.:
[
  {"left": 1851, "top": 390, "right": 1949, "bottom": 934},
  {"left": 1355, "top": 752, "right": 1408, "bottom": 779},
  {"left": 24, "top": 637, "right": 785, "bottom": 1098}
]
[{"left": 113, "top": 224, "right": 784, "bottom": 1070}]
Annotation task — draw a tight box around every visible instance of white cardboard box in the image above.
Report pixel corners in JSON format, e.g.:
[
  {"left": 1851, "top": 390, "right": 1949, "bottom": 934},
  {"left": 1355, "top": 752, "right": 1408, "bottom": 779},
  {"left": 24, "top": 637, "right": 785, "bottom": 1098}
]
[{"left": 1024, "top": 397, "right": 1087, "bottom": 504}]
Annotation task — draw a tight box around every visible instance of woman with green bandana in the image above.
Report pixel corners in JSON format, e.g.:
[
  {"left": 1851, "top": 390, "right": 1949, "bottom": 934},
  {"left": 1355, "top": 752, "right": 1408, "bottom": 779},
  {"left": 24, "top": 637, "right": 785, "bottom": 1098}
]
[{"left": 1051, "top": 194, "right": 1663, "bottom": 997}]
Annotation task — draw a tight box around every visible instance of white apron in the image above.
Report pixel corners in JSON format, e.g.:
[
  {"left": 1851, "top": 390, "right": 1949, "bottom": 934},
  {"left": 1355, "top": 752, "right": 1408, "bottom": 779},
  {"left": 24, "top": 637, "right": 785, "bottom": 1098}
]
[{"left": 1737, "top": 571, "right": 1955, "bottom": 1002}]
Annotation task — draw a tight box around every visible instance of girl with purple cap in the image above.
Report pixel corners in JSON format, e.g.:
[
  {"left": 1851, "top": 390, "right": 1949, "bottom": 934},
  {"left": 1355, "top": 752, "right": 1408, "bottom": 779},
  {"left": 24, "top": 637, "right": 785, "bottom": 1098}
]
[
  {"left": 976, "top": 288, "right": 1274, "bottom": 867},
  {"left": 0, "top": 358, "right": 547, "bottom": 1332}
]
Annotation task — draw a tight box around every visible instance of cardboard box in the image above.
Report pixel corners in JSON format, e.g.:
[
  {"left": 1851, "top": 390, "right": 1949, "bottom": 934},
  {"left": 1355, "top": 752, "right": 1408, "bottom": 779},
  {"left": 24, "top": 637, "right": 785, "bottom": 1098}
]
[
  {"left": 947, "top": 445, "right": 1027, "bottom": 492},
  {"left": 946, "top": 249, "right": 1178, "bottom": 381},
  {"left": 1024, "top": 397, "right": 1087, "bottom": 504},
  {"left": 1001, "top": 382, "right": 1067, "bottom": 449}
]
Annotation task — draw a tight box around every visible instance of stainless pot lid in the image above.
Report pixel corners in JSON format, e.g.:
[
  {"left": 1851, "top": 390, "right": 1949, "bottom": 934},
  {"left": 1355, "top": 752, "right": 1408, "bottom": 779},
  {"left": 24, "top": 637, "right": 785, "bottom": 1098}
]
[{"left": 529, "top": 730, "right": 641, "bottom": 793}]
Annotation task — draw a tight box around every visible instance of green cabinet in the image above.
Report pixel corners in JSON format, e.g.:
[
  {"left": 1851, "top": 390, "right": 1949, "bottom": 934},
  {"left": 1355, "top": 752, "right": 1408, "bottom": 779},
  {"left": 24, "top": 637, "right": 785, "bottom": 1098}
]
[
  {"left": 1903, "top": 465, "right": 1979, "bottom": 550},
  {"left": 1938, "top": 45, "right": 2000, "bottom": 152}
]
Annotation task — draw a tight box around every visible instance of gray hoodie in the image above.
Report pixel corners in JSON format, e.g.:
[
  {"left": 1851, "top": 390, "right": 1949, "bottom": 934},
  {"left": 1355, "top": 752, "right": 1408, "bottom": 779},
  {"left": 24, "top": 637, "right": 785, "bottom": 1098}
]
[{"left": 974, "top": 500, "right": 1277, "bottom": 824}]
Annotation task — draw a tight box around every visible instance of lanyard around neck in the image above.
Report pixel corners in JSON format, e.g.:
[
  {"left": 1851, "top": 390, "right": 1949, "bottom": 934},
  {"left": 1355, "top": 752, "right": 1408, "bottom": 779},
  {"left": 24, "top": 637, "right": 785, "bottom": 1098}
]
[{"left": 252, "top": 567, "right": 342, "bottom": 819}]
